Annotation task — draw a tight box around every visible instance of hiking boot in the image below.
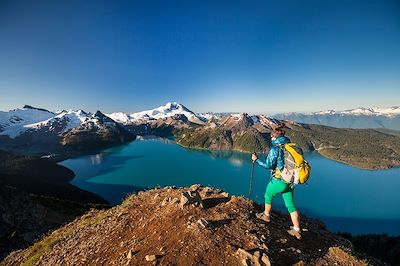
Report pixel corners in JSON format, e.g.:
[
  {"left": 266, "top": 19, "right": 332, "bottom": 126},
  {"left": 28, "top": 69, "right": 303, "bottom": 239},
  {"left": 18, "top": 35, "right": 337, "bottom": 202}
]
[
  {"left": 287, "top": 226, "right": 301, "bottom": 240},
  {"left": 255, "top": 212, "right": 270, "bottom": 223}
]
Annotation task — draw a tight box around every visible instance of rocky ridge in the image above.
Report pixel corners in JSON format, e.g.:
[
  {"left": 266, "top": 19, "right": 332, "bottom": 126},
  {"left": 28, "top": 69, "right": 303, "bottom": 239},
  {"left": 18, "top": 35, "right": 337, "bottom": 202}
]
[{"left": 2, "top": 186, "right": 378, "bottom": 266}]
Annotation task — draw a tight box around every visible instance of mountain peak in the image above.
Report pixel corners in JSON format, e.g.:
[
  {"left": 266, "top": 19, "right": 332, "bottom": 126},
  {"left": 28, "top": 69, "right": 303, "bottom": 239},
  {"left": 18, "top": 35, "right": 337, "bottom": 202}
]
[
  {"left": 164, "top": 101, "right": 181, "bottom": 108},
  {"left": 22, "top": 105, "right": 53, "bottom": 113},
  {"left": 94, "top": 110, "right": 106, "bottom": 117},
  {"left": 160, "top": 102, "right": 190, "bottom": 112}
]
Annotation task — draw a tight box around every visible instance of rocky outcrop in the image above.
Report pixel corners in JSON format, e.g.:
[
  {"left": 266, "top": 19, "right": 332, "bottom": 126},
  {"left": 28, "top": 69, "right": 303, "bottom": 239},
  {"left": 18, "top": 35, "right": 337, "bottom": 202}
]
[{"left": 1, "top": 186, "right": 377, "bottom": 266}]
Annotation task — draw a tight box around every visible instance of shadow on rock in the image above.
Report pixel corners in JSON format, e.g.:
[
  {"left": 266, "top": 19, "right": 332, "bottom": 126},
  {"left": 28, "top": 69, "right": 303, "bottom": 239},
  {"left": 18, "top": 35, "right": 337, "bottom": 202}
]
[{"left": 202, "top": 196, "right": 231, "bottom": 209}]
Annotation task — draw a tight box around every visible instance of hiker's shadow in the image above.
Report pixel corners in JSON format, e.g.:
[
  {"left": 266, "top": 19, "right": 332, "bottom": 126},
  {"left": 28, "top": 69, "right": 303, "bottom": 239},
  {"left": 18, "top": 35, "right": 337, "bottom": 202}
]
[{"left": 202, "top": 196, "right": 231, "bottom": 209}]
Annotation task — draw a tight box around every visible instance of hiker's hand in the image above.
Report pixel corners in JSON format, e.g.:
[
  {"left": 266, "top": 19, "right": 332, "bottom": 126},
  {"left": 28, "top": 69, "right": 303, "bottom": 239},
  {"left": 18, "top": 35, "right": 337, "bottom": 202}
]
[{"left": 252, "top": 153, "right": 258, "bottom": 162}]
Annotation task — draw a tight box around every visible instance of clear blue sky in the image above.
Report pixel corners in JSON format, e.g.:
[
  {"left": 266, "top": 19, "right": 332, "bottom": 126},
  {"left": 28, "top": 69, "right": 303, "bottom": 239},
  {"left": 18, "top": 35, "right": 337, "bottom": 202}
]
[{"left": 0, "top": 0, "right": 399, "bottom": 114}]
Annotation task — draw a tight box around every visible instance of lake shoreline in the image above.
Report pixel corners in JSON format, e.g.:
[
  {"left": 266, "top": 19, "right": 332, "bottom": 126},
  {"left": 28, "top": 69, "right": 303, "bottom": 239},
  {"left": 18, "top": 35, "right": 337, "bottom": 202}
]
[
  {"left": 177, "top": 140, "right": 399, "bottom": 170},
  {"left": 50, "top": 133, "right": 399, "bottom": 171}
]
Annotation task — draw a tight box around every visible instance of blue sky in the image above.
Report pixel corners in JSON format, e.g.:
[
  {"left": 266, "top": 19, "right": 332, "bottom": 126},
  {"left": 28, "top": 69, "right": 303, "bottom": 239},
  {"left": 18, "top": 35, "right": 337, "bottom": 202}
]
[{"left": 0, "top": 0, "right": 399, "bottom": 114}]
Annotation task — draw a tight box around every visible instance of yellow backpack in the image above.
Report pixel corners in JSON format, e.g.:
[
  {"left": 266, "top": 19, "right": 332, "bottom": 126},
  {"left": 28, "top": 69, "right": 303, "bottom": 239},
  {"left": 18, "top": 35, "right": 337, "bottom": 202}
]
[{"left": 277, "top": 143, "right": 311, "bottom": 184}]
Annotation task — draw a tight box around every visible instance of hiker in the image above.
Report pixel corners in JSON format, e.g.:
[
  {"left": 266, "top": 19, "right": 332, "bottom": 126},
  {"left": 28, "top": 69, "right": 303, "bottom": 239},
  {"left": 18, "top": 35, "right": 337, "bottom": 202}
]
[{"left": 251, "top": 123, "right": 302, "bottom": 239}]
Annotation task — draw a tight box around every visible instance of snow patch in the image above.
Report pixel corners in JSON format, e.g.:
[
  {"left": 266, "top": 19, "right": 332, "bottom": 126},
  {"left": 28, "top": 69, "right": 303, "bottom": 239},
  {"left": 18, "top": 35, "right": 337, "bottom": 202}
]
[{"left": 106, "top": 112, "right": 131, "bottom": 124}]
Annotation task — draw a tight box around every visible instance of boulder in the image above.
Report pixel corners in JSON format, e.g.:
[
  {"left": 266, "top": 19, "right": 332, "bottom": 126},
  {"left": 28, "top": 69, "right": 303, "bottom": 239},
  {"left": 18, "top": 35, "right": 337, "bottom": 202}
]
[
  {"left": 221, "top": 192, "right": 229, "bottom": 197},
  {"left": 261, "top": 253, "right": 271, "bottom": 266},
  {"left": 197, "top": 218, "right": 213, "bottom": 229},
  {"left": 236, "top": 248, "right": 253, "bottom": 259},
  {"left": 180, "top": 190, "right": 203, "bottom": 208},
  {"left": 161, "top": 197, "right": 171, "bottom": 206},
  {"left": 127, "top": 250, "right": 133, "bottom": 259},
  {"left": 170, "top": 197, "right": 180, "bottom": 204},
  {"left": 253, "top": 251, "right": 262, "bottom": 266},
  {"left": 145, "top": 254, "right": 157, "bottom": 261},
  {"left": 242, "top": 257, "right": 252, "bottom": 266}
]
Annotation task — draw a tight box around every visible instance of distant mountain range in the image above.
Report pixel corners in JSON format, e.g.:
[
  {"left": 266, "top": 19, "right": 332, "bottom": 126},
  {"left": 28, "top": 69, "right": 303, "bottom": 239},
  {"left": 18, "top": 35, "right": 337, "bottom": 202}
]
[
  {"left": 273, "top": 106, "right": 400, "bottom": 130},
  {"left": 1, "top": 102, "right": 400, "bottom": 169},
  {"left": 8, "top": 103, "right": 398, "bottom": 140}
]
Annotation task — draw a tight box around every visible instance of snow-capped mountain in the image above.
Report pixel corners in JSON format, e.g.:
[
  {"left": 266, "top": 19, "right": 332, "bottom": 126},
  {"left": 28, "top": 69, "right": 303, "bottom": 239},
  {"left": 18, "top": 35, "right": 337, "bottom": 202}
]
[
  {"left": 0, "top": 105, "right": 131, "bottom": 139},
  {"left": 0, "top": 106, "right": 135, "bottom": 154},
  {"left": 131, "top": 102, "right": 198, "bottom": 121},
  {"left": 107, "top": 102, "right": 206, "bottom": 125},
  {"left": 0, "top": 106, "right": 98, "bottom": 139},
  {"left": 273, "top": 106, "right": 400, "bottom": 130},
  {"left": 1, "top": 102, "right": 205, "bottom": 140},
  {"left": 0, "top": 105, "right": 55, "bottom": 138}
]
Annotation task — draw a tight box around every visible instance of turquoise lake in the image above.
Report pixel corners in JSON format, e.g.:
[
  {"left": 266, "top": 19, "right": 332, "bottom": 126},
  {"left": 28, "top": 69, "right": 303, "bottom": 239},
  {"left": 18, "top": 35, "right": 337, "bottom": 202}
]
[{"left": 60, "top": 137, "right": 400, "bottom": 236}]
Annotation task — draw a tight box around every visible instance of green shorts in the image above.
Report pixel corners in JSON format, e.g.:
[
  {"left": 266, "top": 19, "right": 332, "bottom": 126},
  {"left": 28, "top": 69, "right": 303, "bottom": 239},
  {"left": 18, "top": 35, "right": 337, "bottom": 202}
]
[{"left": 264, "top": 178, "right": 297, "bottom": 213}]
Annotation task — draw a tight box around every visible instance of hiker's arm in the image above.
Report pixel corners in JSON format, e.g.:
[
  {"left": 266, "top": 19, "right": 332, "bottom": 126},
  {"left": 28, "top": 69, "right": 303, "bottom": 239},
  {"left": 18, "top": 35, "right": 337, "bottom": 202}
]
[{"left": 256, "top": 148, "right": 278, "bottom": 169}]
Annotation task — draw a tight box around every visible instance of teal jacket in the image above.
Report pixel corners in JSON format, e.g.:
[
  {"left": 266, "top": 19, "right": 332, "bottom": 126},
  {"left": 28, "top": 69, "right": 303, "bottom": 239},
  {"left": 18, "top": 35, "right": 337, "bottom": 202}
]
[{"left": 256, "top": 136, "right": 290, "bottom": 172}]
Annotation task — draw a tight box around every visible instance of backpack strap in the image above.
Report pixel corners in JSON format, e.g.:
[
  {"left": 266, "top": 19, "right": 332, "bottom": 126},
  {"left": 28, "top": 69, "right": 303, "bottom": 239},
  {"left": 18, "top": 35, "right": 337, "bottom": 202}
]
[{"left": 273, "top": 144, "right": 286, "bottom": 177}]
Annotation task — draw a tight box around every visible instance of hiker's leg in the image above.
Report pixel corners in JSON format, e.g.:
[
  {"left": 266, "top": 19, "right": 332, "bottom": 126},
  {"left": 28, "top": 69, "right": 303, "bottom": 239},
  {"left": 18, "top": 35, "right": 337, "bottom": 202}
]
[
  {"left": 290, "top": 210, "right": 300, "bottom": 229},
  {"left": 282, "top": 188, "right": 300, "bottom": 228},
  {"left": 264, "top": 203, "right": 272, "bottom": 215},
  {"left": 264, "top": 180, "right": 286, "bottom": 215}
]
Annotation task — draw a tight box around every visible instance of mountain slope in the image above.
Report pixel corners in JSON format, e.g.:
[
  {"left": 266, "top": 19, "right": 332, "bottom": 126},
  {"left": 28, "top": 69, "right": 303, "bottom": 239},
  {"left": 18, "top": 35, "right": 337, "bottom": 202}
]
[
  {"left": 0, "top": 105, "right": 55, "bottom": 138},
  {"left": 61, "top": 111, "right": 136, "bottom": 150},
  {"left": 285, "top": 124, "right": 400, "bottom": 169},
  {"left": 176, "top": 113, "right": 271, "bottom": 153},
  {"left": 30, "top": 109, "right": 90, "bottom": 133},
  {"left": 1, "top": 186, "right": 375, "bottom": 266}
]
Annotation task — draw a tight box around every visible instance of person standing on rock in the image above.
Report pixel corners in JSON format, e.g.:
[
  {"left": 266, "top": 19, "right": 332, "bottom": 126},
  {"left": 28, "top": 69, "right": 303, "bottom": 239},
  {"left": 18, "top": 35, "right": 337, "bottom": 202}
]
[{"left": 251, "top": 123, "right": 302, "bottom": 240}]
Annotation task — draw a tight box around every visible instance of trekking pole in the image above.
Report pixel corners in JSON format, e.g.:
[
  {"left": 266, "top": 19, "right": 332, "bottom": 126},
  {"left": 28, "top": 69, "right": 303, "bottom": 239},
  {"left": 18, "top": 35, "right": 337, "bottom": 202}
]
[{"left": 248, "top": 152, "right": 255, "bottom": 198}]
